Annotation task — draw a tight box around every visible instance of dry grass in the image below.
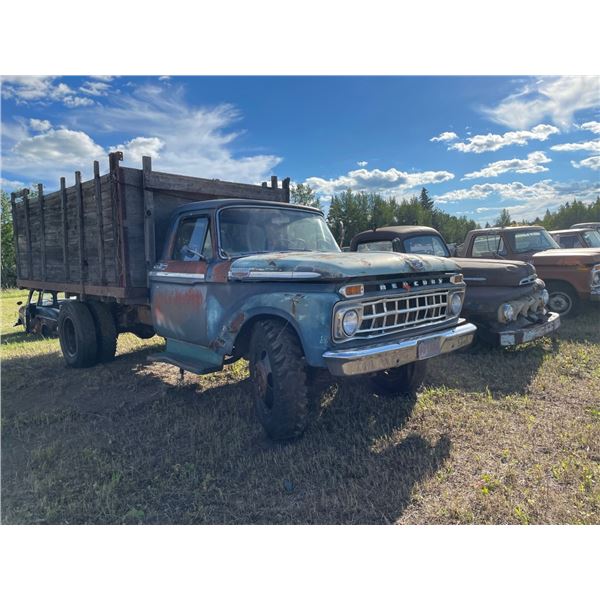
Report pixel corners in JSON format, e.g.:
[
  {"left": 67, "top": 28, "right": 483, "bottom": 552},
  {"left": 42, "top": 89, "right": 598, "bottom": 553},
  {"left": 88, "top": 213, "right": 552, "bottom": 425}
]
[{"left": 1, "top": 288, "right": 599, "bottom": 524}]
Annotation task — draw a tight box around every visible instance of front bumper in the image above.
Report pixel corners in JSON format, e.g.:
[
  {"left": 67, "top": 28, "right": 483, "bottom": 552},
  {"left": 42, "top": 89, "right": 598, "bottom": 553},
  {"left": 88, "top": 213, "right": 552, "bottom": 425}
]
[
  {"left": 322, "top": 319, "right": 477, "bottom": 376},
  {"left": 498, "top": 311, "right": 561, "bottom": 347}
]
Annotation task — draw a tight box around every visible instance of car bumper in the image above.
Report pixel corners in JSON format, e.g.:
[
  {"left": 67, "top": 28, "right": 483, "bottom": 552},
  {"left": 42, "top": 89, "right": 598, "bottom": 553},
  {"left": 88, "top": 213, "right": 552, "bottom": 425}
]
[
  {"left": 322, "top": 320, "right": 477, "bottom": 376},
  {"left": 498, "top": 311, "right": 561, "bottom": 347}
]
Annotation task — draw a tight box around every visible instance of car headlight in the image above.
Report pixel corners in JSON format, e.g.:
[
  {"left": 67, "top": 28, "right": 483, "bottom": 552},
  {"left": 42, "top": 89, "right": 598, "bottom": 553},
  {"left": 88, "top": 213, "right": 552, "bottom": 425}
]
[
  {"left": 541, "top": 289, "right": 549, "bottom": 305},
  {"left": 342, "top": 309, "right": 360, "bottom": 336},
  {"left": 448, "top": 292, "right": 463, "bottom": 316},
  {"left": 500, "top": 303, "right": 515, "bottom": 322},
  {"left": 592, "top": 265, "right": 600, "bottom": 287}
]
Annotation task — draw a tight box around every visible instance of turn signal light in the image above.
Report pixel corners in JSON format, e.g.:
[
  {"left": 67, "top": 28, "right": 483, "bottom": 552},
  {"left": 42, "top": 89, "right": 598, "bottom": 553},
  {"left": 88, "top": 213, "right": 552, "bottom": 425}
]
[
  {"left": 450, "top": 274, "right": 464, "bottom": 285},
  {"left": 340, "top": 284, "right": 364, "bottom": 298}
]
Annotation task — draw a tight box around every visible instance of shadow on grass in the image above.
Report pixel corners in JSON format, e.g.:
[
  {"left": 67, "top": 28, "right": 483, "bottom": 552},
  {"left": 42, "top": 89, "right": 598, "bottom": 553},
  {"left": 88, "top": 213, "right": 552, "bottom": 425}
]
[
  {"left": 2, "top": 343, "right": 451, "bottom": 524},
  {"left": 1, "top": 330, "right": 55, "bottom": 345}
]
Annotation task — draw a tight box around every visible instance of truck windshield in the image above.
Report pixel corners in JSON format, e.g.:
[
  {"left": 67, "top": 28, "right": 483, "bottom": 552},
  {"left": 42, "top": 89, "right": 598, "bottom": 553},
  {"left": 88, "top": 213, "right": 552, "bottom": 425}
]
[
  {"left": 403, "top": 235, "right": 449, "bottom": 257},
  {"left": 508, "top": 229, "right": 560, "bottom": 253},
  {"left": 583, "top": 229, "right": 600, "bottom": 247},
  {"left": 219, "top": 207, "right": 340, "bottom": 256}
]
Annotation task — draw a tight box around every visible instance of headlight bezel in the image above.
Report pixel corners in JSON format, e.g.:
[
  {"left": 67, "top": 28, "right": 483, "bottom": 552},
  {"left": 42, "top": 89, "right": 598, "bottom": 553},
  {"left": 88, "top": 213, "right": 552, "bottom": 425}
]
[
  {"left": 341, "top": 309, "right": 360, "bottom": 336},
  {"left": 448, "top": 291, "right": 464, "bottom": 316}
]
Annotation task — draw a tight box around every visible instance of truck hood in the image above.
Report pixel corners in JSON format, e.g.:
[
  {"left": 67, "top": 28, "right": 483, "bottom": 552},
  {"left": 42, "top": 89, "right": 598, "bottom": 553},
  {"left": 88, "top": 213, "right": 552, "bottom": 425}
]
[
  {"left": 452, "top": 257, "right": 535, "bottom": 287},
  {"left": 532, "top": 248, "right": 600, "bottom": 267},
  {"left": 229, "top": 251, "right": 459, "bottom": 281}
]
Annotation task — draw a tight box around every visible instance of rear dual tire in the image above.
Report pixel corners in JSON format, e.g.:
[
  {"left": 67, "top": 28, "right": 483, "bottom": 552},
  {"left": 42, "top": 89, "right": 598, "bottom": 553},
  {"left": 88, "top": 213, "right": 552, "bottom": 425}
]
[{"left": 58, "top": 301, "right": 117, "bottom": 368}]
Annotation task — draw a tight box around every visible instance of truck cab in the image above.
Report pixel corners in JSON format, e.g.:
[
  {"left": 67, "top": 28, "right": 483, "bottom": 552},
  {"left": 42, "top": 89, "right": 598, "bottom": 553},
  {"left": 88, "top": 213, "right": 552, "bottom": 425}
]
[
  {"left": 456, "top": 226, "right": 600, "bottom": 316},
  {"left": 550, "top": 228, "right": 600, "bottom": 249}
]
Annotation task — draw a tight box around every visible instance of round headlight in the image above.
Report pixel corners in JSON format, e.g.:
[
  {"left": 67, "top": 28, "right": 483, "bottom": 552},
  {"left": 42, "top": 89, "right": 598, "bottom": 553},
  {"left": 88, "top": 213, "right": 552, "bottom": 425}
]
[
  {"left": 541, "top": 289, "right": 550, "bottom": 305},
  {"left": 501, "top": 303, "right": 515, "bottom": 322},
  {"left": 342, "top": 309, "right": 360, "bottom": 336},
  {"left": 449, "top": 292, "right": 463, "bottom": 316}
]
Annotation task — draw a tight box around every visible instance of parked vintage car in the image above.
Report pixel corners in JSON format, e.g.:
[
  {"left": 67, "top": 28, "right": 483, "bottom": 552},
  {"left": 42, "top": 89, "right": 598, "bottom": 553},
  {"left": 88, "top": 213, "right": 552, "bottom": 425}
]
[
  {"left": 350, "top": 226, "right": 560, "bottom": 347},
  {"left": 550, "top": 228, "right": 600, "bottom": 248},
  {"left": 571, "top": 222, "right": 600, "bottom": 231},
  {"left": 456, "top": 226, "right": 600, "bottom": 316},
  {"left": 15, "top": 290, "right": 65, "bottom": 336}
]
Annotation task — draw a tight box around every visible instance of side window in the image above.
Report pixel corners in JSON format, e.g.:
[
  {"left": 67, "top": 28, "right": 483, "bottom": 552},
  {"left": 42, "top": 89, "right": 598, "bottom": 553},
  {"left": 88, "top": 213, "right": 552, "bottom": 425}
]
[
  {"left": 471, "top": 234, "right": 505, "bottom": 258},
  {"left": 559, "top": 234, "right": 581, "bottom": 248},
  {"left": 173, "top": 217, "right": 210, "bottom": 262}
]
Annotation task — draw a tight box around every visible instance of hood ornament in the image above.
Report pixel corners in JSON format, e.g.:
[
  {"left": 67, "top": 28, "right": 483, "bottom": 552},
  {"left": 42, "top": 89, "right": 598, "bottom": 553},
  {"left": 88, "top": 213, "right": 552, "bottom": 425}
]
[{"left": 405, "top": 257, "right": 426, "bottom": 272}]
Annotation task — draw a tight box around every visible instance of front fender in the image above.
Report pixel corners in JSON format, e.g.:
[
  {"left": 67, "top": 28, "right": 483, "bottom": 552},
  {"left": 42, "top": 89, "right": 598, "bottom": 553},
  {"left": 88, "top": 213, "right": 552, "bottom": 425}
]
[{"left": 207, "top": 290, "right": 339, "bottom": 367}]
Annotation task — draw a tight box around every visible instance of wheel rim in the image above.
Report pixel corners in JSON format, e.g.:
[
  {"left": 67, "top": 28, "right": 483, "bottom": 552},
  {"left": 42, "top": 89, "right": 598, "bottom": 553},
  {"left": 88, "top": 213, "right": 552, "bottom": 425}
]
[
  {"left": 548, "top": 291, "right": 572, "bottom": 315},
  {"left": 63, "top": 317, "right": 77, "bottom": 356},
  {"left": 255, "top": 349, "right": 274, "bottom": 411}
]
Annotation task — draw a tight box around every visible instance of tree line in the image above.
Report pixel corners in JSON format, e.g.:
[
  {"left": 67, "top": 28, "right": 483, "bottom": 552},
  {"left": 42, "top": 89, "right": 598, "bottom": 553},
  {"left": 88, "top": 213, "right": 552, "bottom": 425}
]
[{"left": 2, "top": 187, "right": 599, "bottom": 288}]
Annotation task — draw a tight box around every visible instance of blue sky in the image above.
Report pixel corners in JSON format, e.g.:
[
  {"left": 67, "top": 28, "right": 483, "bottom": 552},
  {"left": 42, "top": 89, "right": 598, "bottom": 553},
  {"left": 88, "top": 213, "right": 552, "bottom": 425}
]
[{"left": 1, "top": 75, "right": 599, "bottom": 224}]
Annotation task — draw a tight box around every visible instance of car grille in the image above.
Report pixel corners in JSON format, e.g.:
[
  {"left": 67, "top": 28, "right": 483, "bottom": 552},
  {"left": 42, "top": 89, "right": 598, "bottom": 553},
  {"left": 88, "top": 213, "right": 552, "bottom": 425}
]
[{"left": 355, "top": 290, "right": 450, "bottom": 339}]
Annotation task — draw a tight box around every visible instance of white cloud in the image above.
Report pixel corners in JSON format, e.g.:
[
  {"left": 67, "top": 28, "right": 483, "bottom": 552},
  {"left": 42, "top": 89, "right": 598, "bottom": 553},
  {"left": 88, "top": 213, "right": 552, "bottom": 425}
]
[
  {"left": 305, "top": 167, "right": 454, "bottom": 196},
  {"left": 551, "top": 139, "right": 600, "bottom": 152},
  {"left": 430, "top": 131, "right": 458, "bottom": 143},
  {"left": 0, "top": 177, "right": 25, "bottom": 191},
  {"left": 356, "top": 160, "right": 368, "bottom": 167},
  {"left": 435, "top": 179, "right": 600, "bottom": 221},
  {"left": 450, "top": 124, "right": 559, "bottom": 153},
  {"left": 579, "top": 121, "right": 600, "bottom": 135},
  {"left": 481, "top": 76, "right": 600, "bottom": 130},
  {"left": 1, "top": 76, "right": 95, "bottom": 108},
  {"left": 571, "top": 155, "right": 600, "bottom": 171},
  {"left": 80, "top": 81, "right": 111, "bottom": 96},
  {"left": 158, "top": 76, "right": 171, "bottom": 81},
  {"left": 109, "top": 137, "right": 165, "bottom": 164},
  {"left": 462, "top": 151, "right": 551, "bottom": 180},
  {"left": 2, "top": 83, "right": 282, "bottom": 187},
  {"left": 88, "top": 75, "right": 114, "bottom": 81},
  {"left": 29, "top": 118, "right": 52, "bottom": 132}
]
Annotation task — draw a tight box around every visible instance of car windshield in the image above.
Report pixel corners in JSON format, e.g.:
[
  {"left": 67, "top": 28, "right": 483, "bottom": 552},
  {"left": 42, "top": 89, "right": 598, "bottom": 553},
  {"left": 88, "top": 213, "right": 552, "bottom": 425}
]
[
  {"left": 219, "top": 207, "right": 340, "bottom": 256},
  {"left": 404, "top": 235, "right": 449, "bottom": 257},
  {"left": 583, "top": 229, "right": 600, "bottom": 247},
  {"left": 508, "top": 229, "right": 559, "bottom": 253}
]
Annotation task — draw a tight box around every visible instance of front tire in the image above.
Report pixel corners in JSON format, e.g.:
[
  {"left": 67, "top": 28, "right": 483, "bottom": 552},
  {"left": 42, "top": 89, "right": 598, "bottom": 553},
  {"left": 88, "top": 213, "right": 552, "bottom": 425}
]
[
  {"left": 546, "top": 282, "right": 580, "bottom": 317},
  {"left": 58, "top": 301, "right": 98, "bottom": 368},
  {"left": 249, "top": 320, "right": 310, "bottom": 440},
  {"left": 370, "top": 360, "right": 428, "bottom": 395}
]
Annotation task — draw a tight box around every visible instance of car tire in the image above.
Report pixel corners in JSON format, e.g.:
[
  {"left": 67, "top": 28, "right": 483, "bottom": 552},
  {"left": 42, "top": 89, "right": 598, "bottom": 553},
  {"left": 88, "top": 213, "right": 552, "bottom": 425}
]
[
  {"left": 249, "top": 319, "right": 310, "bottom": 440},
  {"left": 58, "top": 301, "right": 98, "bottom": 368},
  {"left": 131, "top": 324, "right": 155, "bottom": 340},
  {"left": 87, "top": 301, "right": 118, "bottom": 362},
  {"left": 546, "top": 282, "right": 580, "bottom": 317},
  {"left": 370, "top": 360, "right": 428, "bottom": 395}
]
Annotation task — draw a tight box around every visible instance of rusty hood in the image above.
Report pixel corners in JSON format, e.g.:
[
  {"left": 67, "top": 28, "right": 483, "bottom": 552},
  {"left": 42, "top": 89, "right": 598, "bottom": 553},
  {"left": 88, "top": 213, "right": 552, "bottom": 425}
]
[
  {"left": 229, "top": 251, "right": 459, "bottom": 281},
  {"left": 532, "top": 248, "right": 600, "bottom": 267},
  {"left": 452, "top": 257, "right": 536, "bottom": 287}
]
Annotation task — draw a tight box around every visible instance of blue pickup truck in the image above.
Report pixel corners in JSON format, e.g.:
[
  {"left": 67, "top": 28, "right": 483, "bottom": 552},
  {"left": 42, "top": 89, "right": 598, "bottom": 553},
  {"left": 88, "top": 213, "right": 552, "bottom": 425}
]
[{"left": 12, "top": 155, "right": 476, "bottom": 439}]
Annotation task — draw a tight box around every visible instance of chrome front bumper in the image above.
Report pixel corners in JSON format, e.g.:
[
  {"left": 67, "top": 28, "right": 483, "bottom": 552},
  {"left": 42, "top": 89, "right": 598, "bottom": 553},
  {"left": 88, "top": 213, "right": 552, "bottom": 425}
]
[
  {"left": 322, "top": 320, "right": 477, "bottom": 376},
  {"left": 498, "top": 311, "right": 561, "bottom": 347}
]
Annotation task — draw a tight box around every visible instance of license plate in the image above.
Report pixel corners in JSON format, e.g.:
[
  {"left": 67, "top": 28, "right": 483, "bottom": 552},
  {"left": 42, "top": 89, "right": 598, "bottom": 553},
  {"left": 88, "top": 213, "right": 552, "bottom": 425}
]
[{"left": 417, "top": 337, "right": 441, "bottom": 360}]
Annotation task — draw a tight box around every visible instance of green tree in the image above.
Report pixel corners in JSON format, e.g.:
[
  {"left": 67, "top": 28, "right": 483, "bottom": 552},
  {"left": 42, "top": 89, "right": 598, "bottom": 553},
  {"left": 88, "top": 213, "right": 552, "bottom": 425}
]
[
  {"left": 495, "top": 208, "right": 512, "bottom": 227},
  {"left": 290, "top": 183, "right": 320, "bottom": 209},
  {"left": 1, "top": 190, "right": 17, "bottom": 288},
  {"left": 419, "top": 187, "right": 435, "bottom": 211}
]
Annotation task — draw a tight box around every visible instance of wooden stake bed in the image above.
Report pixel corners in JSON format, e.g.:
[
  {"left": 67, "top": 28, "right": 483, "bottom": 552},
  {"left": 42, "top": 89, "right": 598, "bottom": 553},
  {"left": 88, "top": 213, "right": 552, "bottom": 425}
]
[{"left": 11, "top": 153, "right": 290, "bottom": 305}]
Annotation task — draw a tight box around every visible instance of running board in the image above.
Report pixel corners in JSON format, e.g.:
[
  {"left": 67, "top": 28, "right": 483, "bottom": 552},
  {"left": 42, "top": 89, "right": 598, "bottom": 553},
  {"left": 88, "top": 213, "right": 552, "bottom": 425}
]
[{"left": 148, "top": 338, "right": 223, "bottom": 375}]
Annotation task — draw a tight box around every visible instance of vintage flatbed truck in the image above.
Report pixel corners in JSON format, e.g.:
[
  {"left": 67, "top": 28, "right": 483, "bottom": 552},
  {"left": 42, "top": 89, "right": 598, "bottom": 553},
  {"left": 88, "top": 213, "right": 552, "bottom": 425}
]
[
  {"left": 350, "top": 226, "right": 560, "bottom": 347},
  {"left": 456, "top": 226, "right": 600, "bottom": 317},
  {"left": 11, "top": 153, "right": 476, "bottom": 439}
]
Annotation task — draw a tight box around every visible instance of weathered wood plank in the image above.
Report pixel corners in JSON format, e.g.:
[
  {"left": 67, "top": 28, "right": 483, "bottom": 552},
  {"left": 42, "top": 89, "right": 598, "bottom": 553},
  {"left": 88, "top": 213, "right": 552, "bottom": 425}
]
[
  {"left": 23, "top": 189, "right": 34, "bottom": 279},
  {"left": 10, "top": 193, "right": 23, "bottom": 279},
  {"left": 142, "top": 156, "right": 156, "bottom": 275},
  {"left": 75, "top": 171, "right": 85, "bottom": 289},
  {"left": 144, "top": 170, "right": 288, "bottom": 202},
  {"left": 93, "top": 161, "right": 106, "bottom": 283},
  {"left": 38, "top": 183, "right": 47, "bottom": 279}
]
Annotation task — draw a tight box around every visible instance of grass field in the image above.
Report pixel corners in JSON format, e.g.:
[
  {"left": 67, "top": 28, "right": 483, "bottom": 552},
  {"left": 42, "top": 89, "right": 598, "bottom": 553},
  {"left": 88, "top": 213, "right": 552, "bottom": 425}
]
[{"left": 1, "top": 288, "right": 599, "bottom": 524}]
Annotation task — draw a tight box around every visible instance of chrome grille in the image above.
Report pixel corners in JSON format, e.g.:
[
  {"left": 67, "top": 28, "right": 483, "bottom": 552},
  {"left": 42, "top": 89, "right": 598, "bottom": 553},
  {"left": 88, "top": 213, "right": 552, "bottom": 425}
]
[{"left": 356, "top": 290, "right": 450, "bottom": 338}]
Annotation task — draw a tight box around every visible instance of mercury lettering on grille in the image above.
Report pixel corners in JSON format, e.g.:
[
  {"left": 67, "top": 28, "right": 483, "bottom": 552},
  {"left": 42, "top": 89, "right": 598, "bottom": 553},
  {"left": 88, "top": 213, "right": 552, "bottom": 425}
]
[{"left": 357, "top": 291, "right": 450, "bottom": 338}]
